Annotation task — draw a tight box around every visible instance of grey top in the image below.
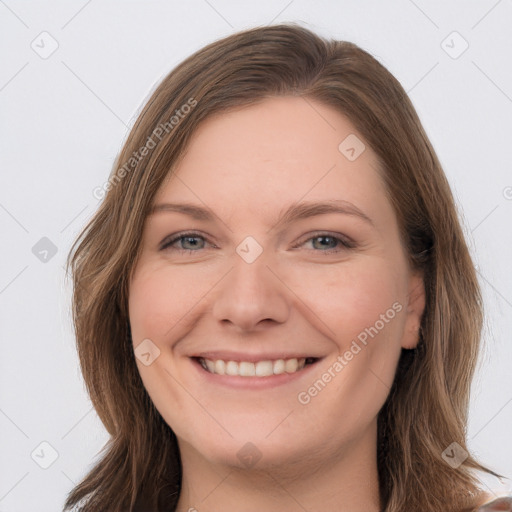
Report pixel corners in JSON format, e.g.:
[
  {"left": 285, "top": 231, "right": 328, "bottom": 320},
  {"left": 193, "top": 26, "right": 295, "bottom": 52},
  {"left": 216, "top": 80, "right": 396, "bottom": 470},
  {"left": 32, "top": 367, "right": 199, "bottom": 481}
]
[{"left": 476, "top": 496, "right": 512, "bottom": 511}]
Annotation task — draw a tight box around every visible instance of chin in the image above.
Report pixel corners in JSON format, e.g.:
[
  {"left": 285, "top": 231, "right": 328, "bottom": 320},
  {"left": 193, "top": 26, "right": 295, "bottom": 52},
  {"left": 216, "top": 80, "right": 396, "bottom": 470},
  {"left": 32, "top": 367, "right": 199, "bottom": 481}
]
[{"left": 177, "top": 421, "right": 326, "bottom": 474}]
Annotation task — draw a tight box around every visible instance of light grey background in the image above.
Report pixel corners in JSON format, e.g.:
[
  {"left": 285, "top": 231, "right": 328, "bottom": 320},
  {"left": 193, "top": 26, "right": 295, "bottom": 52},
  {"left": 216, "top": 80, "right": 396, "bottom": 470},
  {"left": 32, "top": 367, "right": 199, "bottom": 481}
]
[{"left": 1, "top": 1, "right": 511, "bottom": 510}]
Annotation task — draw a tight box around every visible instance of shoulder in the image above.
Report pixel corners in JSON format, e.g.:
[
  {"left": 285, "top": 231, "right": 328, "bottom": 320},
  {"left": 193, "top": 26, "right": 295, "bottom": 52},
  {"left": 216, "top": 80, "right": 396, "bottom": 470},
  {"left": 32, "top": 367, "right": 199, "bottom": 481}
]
[{"left": 474, "top": 495, "right": 512, "bottom": 511}]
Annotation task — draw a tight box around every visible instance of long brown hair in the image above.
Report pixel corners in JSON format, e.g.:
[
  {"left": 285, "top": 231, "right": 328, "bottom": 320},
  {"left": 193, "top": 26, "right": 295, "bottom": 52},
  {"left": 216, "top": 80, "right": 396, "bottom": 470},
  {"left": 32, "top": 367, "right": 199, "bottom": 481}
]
[{"left": 64, "top": 23, "right": 502, "bottom": 512}]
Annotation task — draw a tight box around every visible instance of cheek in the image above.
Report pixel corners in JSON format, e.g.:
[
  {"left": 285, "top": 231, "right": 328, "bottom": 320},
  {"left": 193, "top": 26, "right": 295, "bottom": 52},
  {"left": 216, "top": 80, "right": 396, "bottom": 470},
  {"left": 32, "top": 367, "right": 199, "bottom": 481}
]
[
  {"left": 293, "top": 264, "right": 405, "bottom": 426},
  {"left": 290, "top": 260, "right": 405, "bottom": 404},
  {"left": 128, "top": 263, "right": 217, "bottom": 344},
  {"left": 285, "top": 259, "right": 404, "bottom": 349},
  {"left": 128, "top": 264, "right": 216, "bottom": 432},
  {"left": 129, "top": 255, "right": 406, "bottom": 355}
]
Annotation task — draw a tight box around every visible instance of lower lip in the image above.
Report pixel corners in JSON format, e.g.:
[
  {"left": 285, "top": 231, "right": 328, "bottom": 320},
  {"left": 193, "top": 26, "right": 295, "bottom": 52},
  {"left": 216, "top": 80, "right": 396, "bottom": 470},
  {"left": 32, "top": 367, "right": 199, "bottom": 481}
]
[{"left": 190, "top": 358, "right": 322, "bottom": 390}]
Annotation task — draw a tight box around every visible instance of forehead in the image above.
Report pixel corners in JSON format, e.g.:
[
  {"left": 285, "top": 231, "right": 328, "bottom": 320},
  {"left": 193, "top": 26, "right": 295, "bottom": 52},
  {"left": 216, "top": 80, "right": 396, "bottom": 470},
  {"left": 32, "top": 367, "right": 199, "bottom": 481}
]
[{"left": 153, "top": 96, "right": 389, "bottom": 226}]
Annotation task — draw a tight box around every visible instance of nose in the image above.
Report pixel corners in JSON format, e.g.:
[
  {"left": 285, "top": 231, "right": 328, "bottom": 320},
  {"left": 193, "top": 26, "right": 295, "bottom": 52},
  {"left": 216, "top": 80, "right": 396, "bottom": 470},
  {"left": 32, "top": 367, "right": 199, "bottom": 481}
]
[{"left": 211, "top": 251, "right": 289, "bottom": 332}]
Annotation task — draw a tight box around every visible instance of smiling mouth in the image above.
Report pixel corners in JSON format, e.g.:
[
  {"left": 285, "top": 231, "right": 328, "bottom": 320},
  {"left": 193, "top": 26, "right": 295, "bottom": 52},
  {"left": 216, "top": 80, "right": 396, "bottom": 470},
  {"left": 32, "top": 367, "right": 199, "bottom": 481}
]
[{"left": 195, "top": 357, "right": 319, "bottom": 377}]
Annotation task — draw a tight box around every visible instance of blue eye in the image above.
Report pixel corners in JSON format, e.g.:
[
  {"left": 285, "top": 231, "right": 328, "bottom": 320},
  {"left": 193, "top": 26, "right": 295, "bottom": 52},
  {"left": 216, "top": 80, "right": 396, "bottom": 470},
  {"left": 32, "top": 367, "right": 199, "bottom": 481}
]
[
  {"left": 160, "top": 232, "right": 208, "bottom": 252},
  {"left": 159, "top": 231, "right": 355, "bottom": 254},
  {"left": 295, "top": 233, "right": 355, "bottom": 253}
]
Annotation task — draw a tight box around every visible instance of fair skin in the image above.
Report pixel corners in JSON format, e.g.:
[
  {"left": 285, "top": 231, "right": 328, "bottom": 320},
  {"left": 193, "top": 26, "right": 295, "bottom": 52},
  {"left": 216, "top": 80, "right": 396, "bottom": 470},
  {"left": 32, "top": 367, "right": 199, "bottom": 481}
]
[{"left": 128, "top": 96, "right": 425, "bottom": 512}]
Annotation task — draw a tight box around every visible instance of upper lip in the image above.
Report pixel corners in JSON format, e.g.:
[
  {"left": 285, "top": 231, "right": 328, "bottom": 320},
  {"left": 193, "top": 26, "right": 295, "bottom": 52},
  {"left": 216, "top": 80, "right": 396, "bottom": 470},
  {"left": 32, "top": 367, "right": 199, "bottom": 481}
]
[{"left": 192, "top": 351, "right": 323, "bottom": 363}]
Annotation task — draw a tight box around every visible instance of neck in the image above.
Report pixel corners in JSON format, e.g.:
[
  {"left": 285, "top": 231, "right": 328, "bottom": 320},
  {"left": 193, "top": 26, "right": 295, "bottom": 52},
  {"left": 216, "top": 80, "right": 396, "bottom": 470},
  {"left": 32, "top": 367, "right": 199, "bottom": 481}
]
[{"left": 175, "top": 421, "right": 381, "bottom": 512}]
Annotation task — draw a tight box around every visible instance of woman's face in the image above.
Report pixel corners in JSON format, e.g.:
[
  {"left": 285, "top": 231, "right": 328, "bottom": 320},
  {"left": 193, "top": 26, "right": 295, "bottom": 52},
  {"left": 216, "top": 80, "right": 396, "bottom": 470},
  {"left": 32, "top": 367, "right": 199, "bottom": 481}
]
[{"left": 128, "top": 96, "right": 425, "bottom": 470}]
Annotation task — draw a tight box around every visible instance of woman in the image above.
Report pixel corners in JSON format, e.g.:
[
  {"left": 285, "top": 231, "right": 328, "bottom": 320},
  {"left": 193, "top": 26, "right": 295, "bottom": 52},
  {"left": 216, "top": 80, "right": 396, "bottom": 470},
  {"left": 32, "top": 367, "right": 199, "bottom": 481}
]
[{"left": 64, "top": 24, "right": 510, "bottom": 512}]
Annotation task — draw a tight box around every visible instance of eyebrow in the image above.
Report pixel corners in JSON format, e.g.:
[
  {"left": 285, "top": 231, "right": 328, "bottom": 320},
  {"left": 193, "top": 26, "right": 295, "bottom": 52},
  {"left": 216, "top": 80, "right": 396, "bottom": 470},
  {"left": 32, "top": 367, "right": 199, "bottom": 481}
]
[{"left": 149, "top": 199, "right": 374, "bottom": 229}]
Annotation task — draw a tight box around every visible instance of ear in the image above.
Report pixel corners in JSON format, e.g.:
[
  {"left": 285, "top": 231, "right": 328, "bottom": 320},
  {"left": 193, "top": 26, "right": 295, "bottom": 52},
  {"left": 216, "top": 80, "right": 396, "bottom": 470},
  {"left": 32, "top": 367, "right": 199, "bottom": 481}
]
[{"left": 401, "top": 271, "right": 426, "bottom": 350}]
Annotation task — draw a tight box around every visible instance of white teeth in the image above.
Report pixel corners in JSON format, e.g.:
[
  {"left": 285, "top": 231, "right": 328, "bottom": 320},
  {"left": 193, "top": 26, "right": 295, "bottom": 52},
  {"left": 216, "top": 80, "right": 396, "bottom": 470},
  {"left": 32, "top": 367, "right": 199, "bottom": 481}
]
[
  {"left": 226, "top": 361, "right": 238, "bottom": 376},
  {"left": 199, "top": 357, "right": 308, "bottom": 377},
  {"left": 214, "top": 359, "right": 226, "bottom": 375},
  {"left": 239, "top": 361, "right": 256, "bottom": 377},
  {"left": 255, "top": 360, "right": 273, "bottom": 377},
  {"left": 285, "top": 358, "right": 299, "bottom": 373},
  {"left": 273, "top": 359, "right": 286, "bottom": 375}
]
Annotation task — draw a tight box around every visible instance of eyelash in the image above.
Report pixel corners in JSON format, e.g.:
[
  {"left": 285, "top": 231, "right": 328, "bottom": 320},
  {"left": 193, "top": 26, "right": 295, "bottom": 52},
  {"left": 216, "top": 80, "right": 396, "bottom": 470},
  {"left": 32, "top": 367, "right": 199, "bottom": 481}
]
[{"left": 159, "top": 231, "right": 356, "bottom": 254}]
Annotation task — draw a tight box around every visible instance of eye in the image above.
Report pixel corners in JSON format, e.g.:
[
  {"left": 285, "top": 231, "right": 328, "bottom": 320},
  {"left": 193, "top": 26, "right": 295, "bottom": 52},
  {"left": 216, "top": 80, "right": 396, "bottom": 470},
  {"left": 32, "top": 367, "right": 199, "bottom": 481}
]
[
  {"left": 294, "top": 232, "right": 356, "bottom": 254},
  {"left": 159, "top": 232, "right": 212, "bottom": 253},
  {"left": 159, "top": 231, "right": 356, "bottom": 255}
]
